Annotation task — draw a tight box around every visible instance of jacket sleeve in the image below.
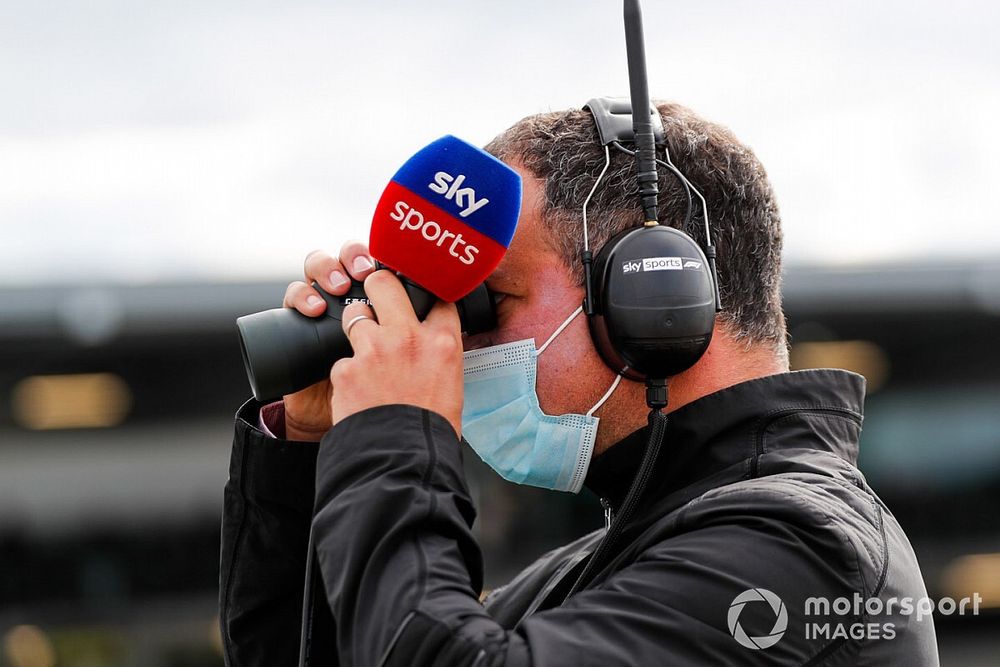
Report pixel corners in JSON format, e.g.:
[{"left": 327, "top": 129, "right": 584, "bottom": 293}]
[
  {"left": 219, "top": 399, "right": 337, "bottom": 667},
  {"left": 312, "top": 404, "right": 864, "bottom": 667}
]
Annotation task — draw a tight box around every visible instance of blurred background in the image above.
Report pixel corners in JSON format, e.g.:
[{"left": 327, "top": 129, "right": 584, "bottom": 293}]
[{"left": 1, "top": 0, "right": 998, "bottom": 665}]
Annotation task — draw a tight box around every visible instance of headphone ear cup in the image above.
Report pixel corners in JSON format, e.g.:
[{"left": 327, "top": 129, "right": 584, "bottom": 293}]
[
  {"left": 586, "top": 226, "right": 716, "bottom": 380},
  {"left": 587, "top": 233, "right": 646, "bottom": 382}
]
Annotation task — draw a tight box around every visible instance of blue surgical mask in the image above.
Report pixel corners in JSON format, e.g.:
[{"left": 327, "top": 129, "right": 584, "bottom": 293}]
[{"left": 461, "top": 306, "right": 622, "bottom": 493}]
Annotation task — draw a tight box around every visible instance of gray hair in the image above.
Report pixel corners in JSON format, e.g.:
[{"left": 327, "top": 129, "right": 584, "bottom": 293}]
[{"left": 485, "top": 102, "right": 787, "bottom": 355}]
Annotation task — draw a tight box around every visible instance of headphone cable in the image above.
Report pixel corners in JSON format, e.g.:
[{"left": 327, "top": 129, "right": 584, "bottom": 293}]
[{"left": 567, "top": 382, "right": 668, "bottom": 597}]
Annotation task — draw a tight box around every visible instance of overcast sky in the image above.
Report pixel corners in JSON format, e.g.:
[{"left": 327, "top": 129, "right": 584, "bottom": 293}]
[{"left": 1, "top": 0, "right": 997, "bottom": 285}]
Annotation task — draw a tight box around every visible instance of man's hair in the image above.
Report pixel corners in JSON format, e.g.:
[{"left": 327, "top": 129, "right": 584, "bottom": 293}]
[{"left": 485, "top": 102, "right": 787, "bottom": 355}]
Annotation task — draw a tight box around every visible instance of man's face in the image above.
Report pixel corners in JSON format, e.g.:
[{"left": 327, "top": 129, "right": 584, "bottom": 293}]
[{"left": 463, "top": 165, "right": 621, "bottom": 418}]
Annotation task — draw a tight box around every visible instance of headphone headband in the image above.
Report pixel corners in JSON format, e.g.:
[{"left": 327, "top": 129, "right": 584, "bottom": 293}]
[{"left": 583, "top": 98, "right": 665, "bottom": 147}]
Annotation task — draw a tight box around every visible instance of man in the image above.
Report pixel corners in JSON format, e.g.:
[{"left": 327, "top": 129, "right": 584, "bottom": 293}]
[{"left": 219, "top": 103, "right": 940, "bottom": 665}]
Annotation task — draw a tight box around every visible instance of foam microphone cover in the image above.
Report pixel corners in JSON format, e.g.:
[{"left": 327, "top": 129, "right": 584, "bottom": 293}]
[{"left": 369, "top": 135, "right": 522, "bottom": 302}]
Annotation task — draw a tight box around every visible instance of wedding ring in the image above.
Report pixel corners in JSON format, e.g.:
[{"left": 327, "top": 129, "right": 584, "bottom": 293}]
[{"left": 344, "top": 314, "right": 374, "bottom": 337}]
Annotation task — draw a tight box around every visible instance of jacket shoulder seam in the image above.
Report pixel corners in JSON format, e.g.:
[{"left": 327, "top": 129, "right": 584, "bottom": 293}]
[
  {"left": 683, "top": 477, "right": 875, "bottom": 600},
  {"left": 754, "top": 405, "right": 863, "bottom": 462}
]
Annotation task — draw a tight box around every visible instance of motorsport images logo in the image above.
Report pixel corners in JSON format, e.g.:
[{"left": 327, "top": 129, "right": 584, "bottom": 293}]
[
  {"left": 728, "top": 588, "right": 788, "bottom": 650},
  {"left": 727, "top": 588, "right": 981, "bottom": 649}
]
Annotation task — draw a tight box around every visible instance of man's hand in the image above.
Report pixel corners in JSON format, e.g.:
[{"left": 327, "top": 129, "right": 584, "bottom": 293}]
[
  {"left": 331, "top": 270, "right": 464, "bottom": 439},
  {"left": 281, "top": 242, "right": 377, "bottom": 441}
]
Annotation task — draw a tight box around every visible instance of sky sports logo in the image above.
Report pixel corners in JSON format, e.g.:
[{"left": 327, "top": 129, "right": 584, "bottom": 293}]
[
  {"left": 379, "top": 168, "right": 502, "bottom": 269},
  {"left": 391, "top": 198, "right": 481, "bottom": 266},
  {"left": 387, "top": 171, "right": 493, "bottom": 266},
  {"left": 622, "top": 257, "right": 703, "bottom": 274},
  {"left": 369, "top": 135, "right": 520, "bottom": 302},
  {"left": 427, "top": 171, "right": 490, "bottom": 218},
  {"left": 384, "top": 170, "right": 489, "bottom": 266}
]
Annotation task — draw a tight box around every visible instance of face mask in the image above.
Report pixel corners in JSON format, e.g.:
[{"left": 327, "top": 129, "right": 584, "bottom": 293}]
[{"left": 461, "top": 306, "right": 622, "bottom": 493}]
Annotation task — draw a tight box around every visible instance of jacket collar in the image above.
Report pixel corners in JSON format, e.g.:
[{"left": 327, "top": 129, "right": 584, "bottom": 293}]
[{"left": 584, "top": 369, "right": 866, "bottom": 511}]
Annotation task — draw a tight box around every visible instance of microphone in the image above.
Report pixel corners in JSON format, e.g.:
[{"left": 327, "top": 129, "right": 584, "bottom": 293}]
[
  {"left": 370, "top": 135, "right": 522, "bottom": 302},
  {"left": 236, "top": 136, "right": 522, "bottom": 401}
]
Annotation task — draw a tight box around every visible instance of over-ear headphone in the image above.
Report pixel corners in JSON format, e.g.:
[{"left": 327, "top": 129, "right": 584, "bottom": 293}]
[
  {"left": 580, "top": 97, "right": 721, "bottom": 387},
  {"left": 565, "top": 0, "right": 717, "bottom": 602}
]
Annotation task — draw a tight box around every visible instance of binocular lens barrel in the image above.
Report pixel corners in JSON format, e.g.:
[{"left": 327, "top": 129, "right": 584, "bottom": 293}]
[{"left": 237, "top": 278, "right": 495, "bottom": 401}]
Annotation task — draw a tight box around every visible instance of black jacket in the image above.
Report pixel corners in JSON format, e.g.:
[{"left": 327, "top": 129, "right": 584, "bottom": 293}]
[{"left": 219, "top": 369, "right": 939, "bottom": 666}]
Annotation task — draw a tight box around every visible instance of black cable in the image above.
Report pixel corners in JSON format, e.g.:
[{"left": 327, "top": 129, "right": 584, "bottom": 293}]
[
  {"left": 610, "top": 141, "right": 694, "bottom": 230},
  {"left": 623, "top": 0, "right": 659, "bottom": 223},
  {"left": 567, "top": 388, "right": 668, "bottom": 597},
  {"left": 298, "top": 526, "right": 317, "bottom": 667}
]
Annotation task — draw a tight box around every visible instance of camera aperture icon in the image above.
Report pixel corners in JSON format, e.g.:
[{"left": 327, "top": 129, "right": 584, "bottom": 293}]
[{"left": 728, "top": 588, "right": 788, "bottom": 650}]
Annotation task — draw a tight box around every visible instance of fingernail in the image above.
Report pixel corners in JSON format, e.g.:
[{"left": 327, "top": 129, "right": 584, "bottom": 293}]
[
  {"left": 306, "top": 295, "right": 324, "bottom": 308},
  {"left": 353, "top": 256, "right": 375, "bottom": 272},
  {"left": 329, "top": 270, "right": 349, "bottom": 288}
]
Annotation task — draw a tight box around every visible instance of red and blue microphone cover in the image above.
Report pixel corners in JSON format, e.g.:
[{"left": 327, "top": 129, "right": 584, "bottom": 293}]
[{"left": 369, "top": 135, "right": 522, "bottom": 302}]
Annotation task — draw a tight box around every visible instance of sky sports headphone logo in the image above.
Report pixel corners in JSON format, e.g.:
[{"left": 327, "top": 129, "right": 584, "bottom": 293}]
[{"left": 622, "top": 256, "right": 703, "bottom": 274}]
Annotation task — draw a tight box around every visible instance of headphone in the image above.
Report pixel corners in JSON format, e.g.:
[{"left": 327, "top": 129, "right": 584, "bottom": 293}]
[
  {"left": 580, "top": 97, "right": 721, "bottom": 396},
  {"left": 565, "top": 91, "right": 724, "bottom": 599}
]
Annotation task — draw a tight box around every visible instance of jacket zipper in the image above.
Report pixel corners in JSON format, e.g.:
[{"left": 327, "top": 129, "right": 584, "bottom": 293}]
[
  {"left": 600, "top": 497, "right": 612, "bottom": 530},
  {"left": 513, "top": 500, "right": 614, "bottom": 626}
]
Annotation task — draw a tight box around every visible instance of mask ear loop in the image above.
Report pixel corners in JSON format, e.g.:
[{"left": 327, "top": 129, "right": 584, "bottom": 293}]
[
  {"left": 586, "top": 370, "right": 625, "bottom": 417},
  {"left": 536, "top": 304, "right": 626, "bottom": 417},
  {"left": 537, "top": 305, "right": 584, "bottom": 355}
]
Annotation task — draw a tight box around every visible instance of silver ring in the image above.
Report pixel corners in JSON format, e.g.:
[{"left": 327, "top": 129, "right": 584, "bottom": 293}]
[{"left": 344, "top": 314, "right": 374, "bottom": 337}]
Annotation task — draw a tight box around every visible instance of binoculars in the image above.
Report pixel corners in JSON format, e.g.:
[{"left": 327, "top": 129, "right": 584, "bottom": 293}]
[{"left": 237, "top": 275, "right": 496, "bottom": 401}]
